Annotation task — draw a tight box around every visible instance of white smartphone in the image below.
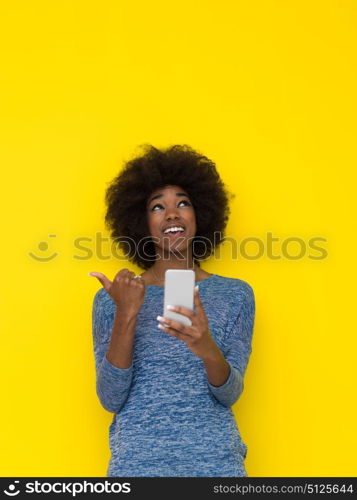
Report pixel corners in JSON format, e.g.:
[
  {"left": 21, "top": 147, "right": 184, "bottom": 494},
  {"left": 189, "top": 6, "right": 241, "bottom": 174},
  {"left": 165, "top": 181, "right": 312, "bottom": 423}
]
[{"left": 163, "top": 269, "right": 195, "bottom": 326}]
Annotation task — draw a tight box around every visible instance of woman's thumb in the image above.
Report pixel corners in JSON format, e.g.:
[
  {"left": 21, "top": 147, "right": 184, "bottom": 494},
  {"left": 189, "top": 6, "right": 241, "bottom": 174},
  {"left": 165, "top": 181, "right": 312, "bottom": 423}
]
[{"left": 88, "top": 272, "right": 111, "bottom": 291}]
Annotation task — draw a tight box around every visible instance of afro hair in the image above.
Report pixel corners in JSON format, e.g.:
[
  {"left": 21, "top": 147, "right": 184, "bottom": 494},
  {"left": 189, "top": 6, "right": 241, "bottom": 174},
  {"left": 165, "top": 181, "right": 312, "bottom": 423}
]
[{"left": 104, "top": 144, "right": 235, "bottom": 270}]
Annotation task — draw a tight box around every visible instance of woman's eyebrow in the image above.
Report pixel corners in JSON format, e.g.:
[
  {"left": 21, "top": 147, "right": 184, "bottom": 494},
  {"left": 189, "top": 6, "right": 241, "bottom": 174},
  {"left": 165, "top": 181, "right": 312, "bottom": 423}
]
[{"left": 147, "top": 192, "right": 189, "bottom": 206}]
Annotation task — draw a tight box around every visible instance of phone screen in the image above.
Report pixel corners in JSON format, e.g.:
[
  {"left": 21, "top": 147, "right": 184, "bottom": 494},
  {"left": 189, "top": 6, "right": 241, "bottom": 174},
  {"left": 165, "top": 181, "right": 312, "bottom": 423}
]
[{"left": 163, "top": 269, "right": 195, "bottom": 326}]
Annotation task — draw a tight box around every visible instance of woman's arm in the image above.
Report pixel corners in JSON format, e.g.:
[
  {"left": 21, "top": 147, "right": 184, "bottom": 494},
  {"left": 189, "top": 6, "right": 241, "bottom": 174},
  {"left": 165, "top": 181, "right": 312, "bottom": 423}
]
[
  {"left": 106, "top": 308, "right": 137, "bottom": 369},
  {"left": 202, "top": 349, "right": 231, "bottom": 387},
  {"left": 205, "top": 285, "right": 256, "bottom": 407},
  {"left": 92, "top": 290, "right": 136, "bottom": 413}
]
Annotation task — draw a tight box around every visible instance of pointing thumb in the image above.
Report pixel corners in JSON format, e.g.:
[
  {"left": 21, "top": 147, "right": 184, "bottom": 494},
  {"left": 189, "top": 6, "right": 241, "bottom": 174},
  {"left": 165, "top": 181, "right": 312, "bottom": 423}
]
[{"left": 88, "top": 272, "right": 111, "bottom": 292}]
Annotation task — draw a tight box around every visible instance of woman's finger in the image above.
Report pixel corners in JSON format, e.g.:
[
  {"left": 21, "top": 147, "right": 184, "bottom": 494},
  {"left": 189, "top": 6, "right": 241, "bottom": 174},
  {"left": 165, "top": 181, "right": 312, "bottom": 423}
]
[
  {"left": 166, "top": 304, "right": 196, "bottom": 320},
  {"left": 158, "top": 323, "right": 181, "bottom": 338},
  {"left": 88, "top": 272, "right": 112, "bottom": 292},
  {"left": 193, "top": 285, "right": 203, "bottom": 310},
  {"left": 157, "top": 316, "right": 192, "bottom": 337}
]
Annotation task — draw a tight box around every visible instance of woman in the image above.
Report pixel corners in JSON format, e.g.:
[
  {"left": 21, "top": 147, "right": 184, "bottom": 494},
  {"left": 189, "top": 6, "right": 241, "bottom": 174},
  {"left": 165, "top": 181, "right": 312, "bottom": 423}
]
[{"left": 89, "top": 144, "right": 255, "bottom": 477}]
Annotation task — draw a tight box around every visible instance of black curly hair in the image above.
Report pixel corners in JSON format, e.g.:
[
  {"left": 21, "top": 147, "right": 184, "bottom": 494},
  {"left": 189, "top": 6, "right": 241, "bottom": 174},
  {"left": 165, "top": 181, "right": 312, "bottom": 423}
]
[{"left": 104, "top": 144, "right": 235, "bottom": 270}]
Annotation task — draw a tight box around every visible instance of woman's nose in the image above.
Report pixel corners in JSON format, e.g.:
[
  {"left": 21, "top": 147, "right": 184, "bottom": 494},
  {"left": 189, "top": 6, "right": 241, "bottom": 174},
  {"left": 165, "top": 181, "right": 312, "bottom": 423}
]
[{"left": 165, "top": 207, "right": 180, "bottom": 220}]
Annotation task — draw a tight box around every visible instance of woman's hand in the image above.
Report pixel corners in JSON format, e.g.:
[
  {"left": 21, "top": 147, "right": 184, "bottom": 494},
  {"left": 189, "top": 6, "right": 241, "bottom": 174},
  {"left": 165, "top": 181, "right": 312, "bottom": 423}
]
[
  {"left": 89, "top": 268, "right": 146, "bottom": 317},
  {"left": 156, "top": 286, "right": 220, "bottom": 361}
]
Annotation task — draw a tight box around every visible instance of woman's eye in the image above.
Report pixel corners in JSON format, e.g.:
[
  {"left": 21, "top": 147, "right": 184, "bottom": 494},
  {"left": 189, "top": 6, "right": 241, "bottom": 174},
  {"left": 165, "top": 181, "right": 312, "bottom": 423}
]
[
  {"left": 151, "top": 200, "right": 190, "bottom": 211},
  {"left": 151, "top": 204, "right": 163, "bottom": 211}
]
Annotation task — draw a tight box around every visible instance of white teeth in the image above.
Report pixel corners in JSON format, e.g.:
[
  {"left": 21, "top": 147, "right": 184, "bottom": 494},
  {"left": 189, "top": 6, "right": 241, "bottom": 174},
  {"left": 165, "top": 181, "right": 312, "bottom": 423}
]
[{"left": 163, "top": 226, "right": 185, "bottom": 234}]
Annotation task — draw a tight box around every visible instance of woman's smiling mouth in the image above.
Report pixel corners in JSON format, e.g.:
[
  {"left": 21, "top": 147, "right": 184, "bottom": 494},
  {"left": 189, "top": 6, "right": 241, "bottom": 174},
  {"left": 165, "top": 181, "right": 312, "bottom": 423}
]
[{"left": 162, "top": 226, "right": 186, "bottom": 238}]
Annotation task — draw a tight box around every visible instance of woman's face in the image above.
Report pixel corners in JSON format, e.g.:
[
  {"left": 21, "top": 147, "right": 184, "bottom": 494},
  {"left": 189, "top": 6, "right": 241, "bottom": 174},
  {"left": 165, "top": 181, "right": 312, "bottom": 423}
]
[{"left": 146, "top": 185, "right": 196, "bottom": 254}]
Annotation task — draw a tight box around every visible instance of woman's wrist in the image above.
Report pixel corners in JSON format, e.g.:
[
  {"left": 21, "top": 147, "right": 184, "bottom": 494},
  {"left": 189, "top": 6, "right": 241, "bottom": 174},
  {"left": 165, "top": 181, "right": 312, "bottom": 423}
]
[
  {"left": 202, "top": 347, "right": 231, "bottom": 387},
  {"left": 199, "top": 339, "right": 223, "bottom": 363},
  {"left": 115, "top": 305, "right": 138, "bottom": 323}
]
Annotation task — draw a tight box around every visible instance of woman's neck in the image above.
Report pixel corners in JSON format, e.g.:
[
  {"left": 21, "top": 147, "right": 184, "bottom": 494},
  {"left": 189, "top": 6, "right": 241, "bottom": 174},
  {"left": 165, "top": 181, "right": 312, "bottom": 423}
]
[{"left": 141, "top": 262, "right": 205, "bottom": 285}]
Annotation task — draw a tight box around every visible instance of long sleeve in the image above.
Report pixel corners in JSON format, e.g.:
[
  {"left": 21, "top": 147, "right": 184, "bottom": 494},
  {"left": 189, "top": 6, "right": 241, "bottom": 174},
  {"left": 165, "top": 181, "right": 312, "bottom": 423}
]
[
  {"left": 92, "top": 289, "right": 134, "bottom": 413},
  {"left": 207, "top": 284, "right": 255, "bottom": 407}
]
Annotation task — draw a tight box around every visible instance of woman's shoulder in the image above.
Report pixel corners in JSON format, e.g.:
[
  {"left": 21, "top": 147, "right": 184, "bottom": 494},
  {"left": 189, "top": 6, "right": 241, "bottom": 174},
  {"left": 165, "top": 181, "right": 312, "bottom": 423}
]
[
  {"left": 211, "top": 273, "right": 255, "bottom": 303},
  {"left": 92, "top": 287, "right": 115, "bottom": 312}
]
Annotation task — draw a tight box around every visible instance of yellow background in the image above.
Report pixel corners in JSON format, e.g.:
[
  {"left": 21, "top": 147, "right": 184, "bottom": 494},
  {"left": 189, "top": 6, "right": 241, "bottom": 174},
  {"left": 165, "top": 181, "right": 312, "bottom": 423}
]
[{"left": 1, "top": 1, "right": 356, "bottom": 477}]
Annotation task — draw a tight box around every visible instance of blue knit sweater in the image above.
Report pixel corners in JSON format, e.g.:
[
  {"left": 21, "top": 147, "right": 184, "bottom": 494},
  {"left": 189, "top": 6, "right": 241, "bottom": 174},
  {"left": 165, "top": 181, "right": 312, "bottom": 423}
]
[{"left": 92, "top": 273, "right": 255, "bottom": 477}]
